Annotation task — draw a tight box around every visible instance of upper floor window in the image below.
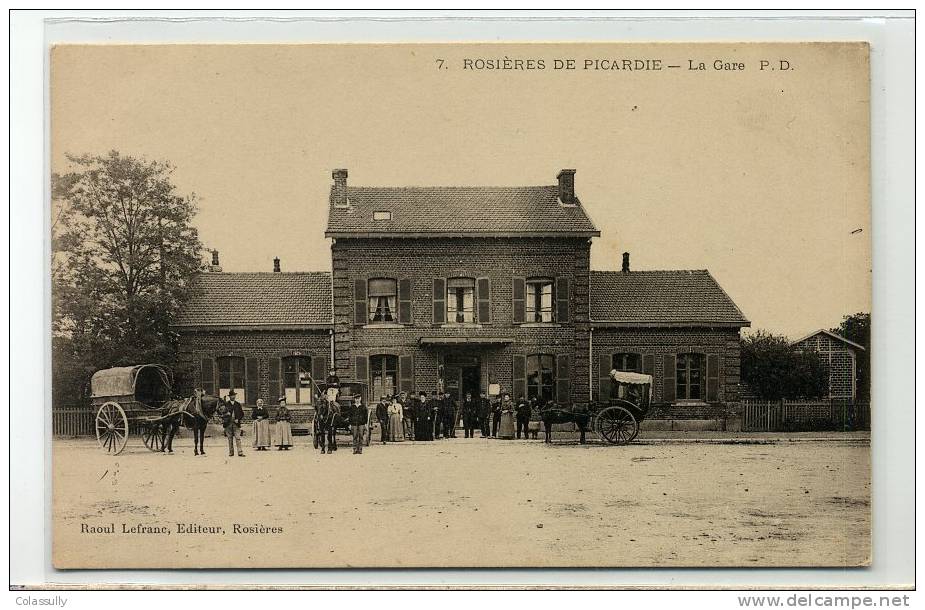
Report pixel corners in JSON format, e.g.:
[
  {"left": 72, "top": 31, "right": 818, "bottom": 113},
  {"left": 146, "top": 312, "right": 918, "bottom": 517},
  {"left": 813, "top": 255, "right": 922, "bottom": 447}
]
[
  {"left": 526, "top": 354, "right": 556, "bottom": 404},
  {"left": 526, "top": 278, "right": 554, "bottom": 323},
  {"left": 612, "top": 353, "right": 642, "bottom": 374},
  {"left": 676, "top": 353, "right": 704, "bottom": 400},
  {"left": 217, "top": 356, "right": 246, "bottom": 403},
  {"left": 282, "top": 356, "right": 313, "bottom": 405},
  {"left": 446, "top": 278, "right": 476, "bottom": 324},
  {"left": 368, "top": 278, "right": 397, "bottom": 323}
]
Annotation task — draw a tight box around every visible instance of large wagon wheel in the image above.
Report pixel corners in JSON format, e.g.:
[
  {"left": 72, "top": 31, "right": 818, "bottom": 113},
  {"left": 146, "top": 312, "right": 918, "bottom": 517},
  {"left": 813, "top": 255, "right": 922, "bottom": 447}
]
[
  {"left": 95, "top": 401, "right": 129, "bottom": 455},
  {"left": 141, "top": 421, "right": 167, "bottom": 452},
  {"left": 595, "top": 405, "right": 638, "bottom": 445}
]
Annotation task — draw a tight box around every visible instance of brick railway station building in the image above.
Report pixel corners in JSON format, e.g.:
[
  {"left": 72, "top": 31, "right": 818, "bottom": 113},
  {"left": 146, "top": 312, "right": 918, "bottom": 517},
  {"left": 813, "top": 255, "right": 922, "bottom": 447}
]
[{"left": 174, "top": 169, "right": 750, "bottom": 417}]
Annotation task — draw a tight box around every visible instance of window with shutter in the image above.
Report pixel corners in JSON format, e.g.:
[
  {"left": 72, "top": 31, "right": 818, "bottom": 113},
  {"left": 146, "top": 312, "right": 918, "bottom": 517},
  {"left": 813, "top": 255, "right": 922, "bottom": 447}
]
[
  {"left": 312, "top": 355, "right": 327, "bottom": 395},
  {"left": 398, "top": 278, "right": 412, "bottom": 324},
  {"left": 267, "top": 357, "right": 281, "bottom": 404},
  {"left": 476, "top": 277, "right": 491, "bottom": 324},
  {"left": 556, "top": 276, "right": 569, "bottom": 323},
  {"left": 399, "top": 355, "right": 414, "bottom": 394},
  {"left": 245, "top": 357, "right": 260, "bottom": 405},
  {"left": 598, "top": 352, "right": 612, "bottom": 402},
  {"left": 512, "top": 355, "right": 527, "bottom": 403},
  {"left": 706, "top": 354, "right": 720, "bottom": 402},
  {"left": 432, "top": 278, "right": 446, "bottom": 324},
  {"left": 355, "top": 355, "right": 369, "bottom": 387},
  {"left": 662, "top": 354, "right": 677, "bottom": 403},
  {"left": 556, "top": 354, "right": 570, "bottom": 404},
  {"left": 642, "top": 354, "right": 655, "bottom": 377},
  {"left": 200, "top": 357, "right": 215, "bottom": 395},
  {"left": 512, "top": 277, "right": 526, "bottom": 324},
  {"left": 354, "top": 278, "right": 367, "bottom": 326}
]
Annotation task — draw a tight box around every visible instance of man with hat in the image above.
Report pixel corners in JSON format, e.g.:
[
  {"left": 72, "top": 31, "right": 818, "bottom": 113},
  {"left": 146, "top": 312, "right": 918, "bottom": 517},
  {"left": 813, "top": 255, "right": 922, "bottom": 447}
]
[
  {"left": 348, "top": 394, "right": 368, "bottom": 454},
  {"left": 375, "top": 394, "right": 390, "bottom": 444},
  {"left": 220, "top": 390, "right": 245, "bottom": 457},
  {"left": 416, "top": 391, "right": 433, "bottom": 441}
]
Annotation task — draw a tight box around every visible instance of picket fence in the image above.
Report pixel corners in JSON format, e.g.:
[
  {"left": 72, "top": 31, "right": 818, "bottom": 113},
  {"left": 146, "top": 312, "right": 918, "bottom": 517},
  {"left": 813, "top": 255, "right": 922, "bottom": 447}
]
[{"left": 741, "top": 399, "right": 870, "bottom": 432}]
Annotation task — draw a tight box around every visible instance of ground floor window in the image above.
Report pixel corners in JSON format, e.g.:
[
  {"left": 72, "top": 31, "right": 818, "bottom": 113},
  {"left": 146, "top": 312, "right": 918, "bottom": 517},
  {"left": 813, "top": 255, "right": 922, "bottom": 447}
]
[
  {"left": 370, "top": 354, "right": 398, "bottom": 399},
  {"left": 612, "top": 352, "right": 642, "bottom": 373},
  {"left": 526, "top": 354, "right": 555, "bottom": 403},
  {"left": 676, "top": 353, "right": 704, "bottom": 400},
  {"left": 217, "top": 356, "right": 246, "bottom": 403},
  {"left": 283, "top": 356, "right": 313, "bottom": 404}
]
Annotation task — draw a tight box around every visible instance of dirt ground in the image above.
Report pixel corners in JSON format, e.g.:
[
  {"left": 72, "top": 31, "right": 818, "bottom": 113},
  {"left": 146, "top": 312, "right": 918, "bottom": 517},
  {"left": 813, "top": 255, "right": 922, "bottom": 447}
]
[{"left": 52, "top": 430, "right": 870, "bottom": 569}]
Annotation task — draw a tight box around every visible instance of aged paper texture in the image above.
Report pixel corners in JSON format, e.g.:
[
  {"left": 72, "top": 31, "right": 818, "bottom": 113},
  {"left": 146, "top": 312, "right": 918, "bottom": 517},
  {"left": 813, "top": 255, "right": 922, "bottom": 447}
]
[{"left": 51, "top": 43, "right": 870, "bottom": 569}]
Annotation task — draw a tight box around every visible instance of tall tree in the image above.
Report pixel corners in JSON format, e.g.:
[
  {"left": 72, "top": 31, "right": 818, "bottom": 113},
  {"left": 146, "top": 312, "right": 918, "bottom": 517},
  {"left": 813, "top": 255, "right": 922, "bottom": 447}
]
[
  {"left": 832, "top": 312, "right": 871, "bottom": 401},
  {"left": 740, "top": 331, "right": 829, "bottom": 401},
  {"left": 52, "top": 151, "right": 205, "bottom": 406}
]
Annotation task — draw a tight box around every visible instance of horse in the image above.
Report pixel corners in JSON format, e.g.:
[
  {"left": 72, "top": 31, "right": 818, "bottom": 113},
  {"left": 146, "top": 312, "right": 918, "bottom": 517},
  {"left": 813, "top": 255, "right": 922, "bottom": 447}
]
[
  {"left": 314, "top": 397, "right": 341, "bottom": 454},
  {"left": 540, "top": 404, "right": 591, "bottom": 444},
  {"left": 162, "top": 390, "right": 222, "bottom": 456}
]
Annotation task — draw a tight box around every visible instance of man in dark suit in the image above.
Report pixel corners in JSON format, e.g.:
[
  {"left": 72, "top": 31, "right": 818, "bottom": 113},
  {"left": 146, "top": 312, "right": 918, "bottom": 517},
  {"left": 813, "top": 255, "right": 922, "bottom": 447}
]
[
  {"left": 491, "top": 396, "right": 502, "bottom": 438},
  {"left": 461, "top": 392, "right": 478, "bottom": 438},
  {"left": 220, "top": 390, "right": 245, "bottom": 457},
  {"left": 515, "top": 395, "right": 532, "bottom": 440},
  {"left": 442, "top": 392, "right": 457, "bottom": 438},
  {"left": 478, "top": 391, "right": 492, "bottom": 437},
  {"left": 432, "top": 391, "right": 443, "bottom": 439},
  {"left": 375, "top": 395, "right": 390, "bottom": 444}
]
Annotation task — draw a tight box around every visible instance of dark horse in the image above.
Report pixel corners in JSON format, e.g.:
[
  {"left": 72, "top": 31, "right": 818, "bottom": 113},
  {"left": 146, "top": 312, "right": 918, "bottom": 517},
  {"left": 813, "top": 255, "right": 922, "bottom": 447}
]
[
  {"left": 162, "top": 390, "right": 222, "bottom": 456},
  {"left": 540, "top": 404, "right": 591, "bottom": 444},
  {"left": 314, "top": 397, "right": 341, "bottom": 454}
]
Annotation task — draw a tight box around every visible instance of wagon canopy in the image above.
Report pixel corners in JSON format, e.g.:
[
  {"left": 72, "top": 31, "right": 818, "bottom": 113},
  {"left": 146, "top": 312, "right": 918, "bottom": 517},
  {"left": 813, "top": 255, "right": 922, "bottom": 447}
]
[
  {"left": 90, "top": 364, "right": 173, "bottom": 405},
  {"left": 609, "top": 370, "right": 653, "bottom": 386}
]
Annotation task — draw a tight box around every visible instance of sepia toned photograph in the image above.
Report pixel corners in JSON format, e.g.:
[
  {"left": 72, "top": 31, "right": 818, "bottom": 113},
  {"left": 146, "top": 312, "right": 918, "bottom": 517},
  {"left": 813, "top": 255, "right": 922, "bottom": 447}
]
[{"left": 49, "top": 42, "right": 871, "bottom": 570}]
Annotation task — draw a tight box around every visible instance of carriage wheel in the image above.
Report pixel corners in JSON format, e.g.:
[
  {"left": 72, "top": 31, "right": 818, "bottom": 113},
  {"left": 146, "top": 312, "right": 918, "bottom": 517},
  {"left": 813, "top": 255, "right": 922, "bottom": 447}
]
[
  {"left": 95, "top": 401, "right": 129, "bottom": 455},
  {"left": 595, "top": 406, "right": 638, "bottom": 445},
  {"left": 141, "top": 421, "right": 167, "bottom": 452}
]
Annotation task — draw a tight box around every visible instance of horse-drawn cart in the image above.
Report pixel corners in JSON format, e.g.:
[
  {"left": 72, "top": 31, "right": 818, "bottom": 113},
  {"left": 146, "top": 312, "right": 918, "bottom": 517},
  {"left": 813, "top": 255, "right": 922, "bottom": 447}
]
[
  {"left": 541, "top": 369, "right": 652, "bottom": 445},
  {"left": 90, "top": 364, "right": 188, "bottom": 455}
]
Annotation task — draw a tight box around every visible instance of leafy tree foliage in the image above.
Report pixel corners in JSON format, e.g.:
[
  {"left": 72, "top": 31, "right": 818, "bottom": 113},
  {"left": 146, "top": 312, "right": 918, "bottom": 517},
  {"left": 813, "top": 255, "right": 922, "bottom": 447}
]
[
  {"left": 52, "top": 151, "right": 205, "bottom": 406},
  {"left": 831, "top": 312, "right": 870, "bottom": 400},
  {"left": 740, "top": 331, "right": 829, "bottom": 400}
]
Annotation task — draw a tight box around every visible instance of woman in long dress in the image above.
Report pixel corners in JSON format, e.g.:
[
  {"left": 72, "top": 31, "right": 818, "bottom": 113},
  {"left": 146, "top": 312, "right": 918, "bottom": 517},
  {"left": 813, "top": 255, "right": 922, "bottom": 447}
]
[
  {"left": 498, "top": 393, "right": 516, "bottom": 439},
  {"left": 252, "top": 399, "right": 272, "bottom": 450},
  {"left": 274, "top": 397, "right": 293, "bottom": 450},
  {"left": 388, "top": 397, "right": 404, "bottom": 442}
]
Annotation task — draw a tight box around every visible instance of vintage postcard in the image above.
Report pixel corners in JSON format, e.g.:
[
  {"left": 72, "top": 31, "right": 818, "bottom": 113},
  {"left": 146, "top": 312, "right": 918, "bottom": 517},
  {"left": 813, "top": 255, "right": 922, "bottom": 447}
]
[{"left": 50, "top": 42, "right": 871, "bottom": 569}]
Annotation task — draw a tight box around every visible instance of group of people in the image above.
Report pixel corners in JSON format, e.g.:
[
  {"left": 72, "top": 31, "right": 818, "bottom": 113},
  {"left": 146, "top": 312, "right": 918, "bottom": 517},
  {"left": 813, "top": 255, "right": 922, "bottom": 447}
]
[
  {"left": 216, "top": 390, "right": 295, "bottom": 458},
  {"left": 214, "top": 367, "right": 549, "bottom": 458},
  {"left": 370, "top": 390, "right": 544, "bottom": 445}
]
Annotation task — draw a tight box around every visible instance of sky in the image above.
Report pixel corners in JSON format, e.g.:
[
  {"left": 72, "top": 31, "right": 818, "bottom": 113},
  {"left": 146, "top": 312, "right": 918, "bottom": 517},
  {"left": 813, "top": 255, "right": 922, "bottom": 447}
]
[{"left": 51, "top": 43, "right": 871, "bottom": 337}]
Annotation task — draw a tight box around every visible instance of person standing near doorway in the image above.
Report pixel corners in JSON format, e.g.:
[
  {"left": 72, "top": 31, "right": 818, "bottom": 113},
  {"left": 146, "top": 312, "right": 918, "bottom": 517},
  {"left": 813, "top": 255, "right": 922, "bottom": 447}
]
[
  {"left": 416, "top": 392, "right": 433, "bottom": 440},
  {"left": 432, "top": 391, "right": 443, "bottom": 439},
  {"left": 515, "top": 395, "right": 531, "bottom": 440},
  {"left": 442, "top": 391, "right": 457, "bottom": 439},
  {"left": 491, "top": 395, "right": 503, "bottom": 438},
  {"left": 478, "top": 391, "right": 492, "bottom": 437},
  {"left": 462, "top": 392, "right": 478, "bottom": 438},
  {"left": 349, "top": 394, "right": 367, "bottom": 454},
  {"left": 498, "top": 393, "right": 516, "bottom": 439},
  {"left": 376, "top": 395, "right": 390, "bottom": 444},
  {"left": 388, "top": 396, "right": 404, "bottom": 442}
]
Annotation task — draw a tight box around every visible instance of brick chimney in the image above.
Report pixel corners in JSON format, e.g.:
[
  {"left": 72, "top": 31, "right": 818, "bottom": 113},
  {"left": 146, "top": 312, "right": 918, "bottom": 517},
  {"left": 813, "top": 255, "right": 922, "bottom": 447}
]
[
  {"left": 332, "top": 168, "right": 349, "bottom": 208},
  {"left": 622, "top": 252, "right": 630, "bottom": 273},
  {"left": 273, "top": 257, "right": 281, "bottom": 272},
  {"left": 557, "top": 169, "right": 576, "bottom": 205},
  {"left": 209, "top": 250, "right": 222, "bottom": 273}
]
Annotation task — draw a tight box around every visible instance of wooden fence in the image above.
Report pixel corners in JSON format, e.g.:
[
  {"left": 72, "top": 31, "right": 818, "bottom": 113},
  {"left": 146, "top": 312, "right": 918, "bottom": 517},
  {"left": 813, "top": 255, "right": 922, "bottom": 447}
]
[
  {"left": 52, "top": 406, "right": 94, "bottom": 436},
  {"left": 741, "top": 399, "right": 870, "bottom": 432}
]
